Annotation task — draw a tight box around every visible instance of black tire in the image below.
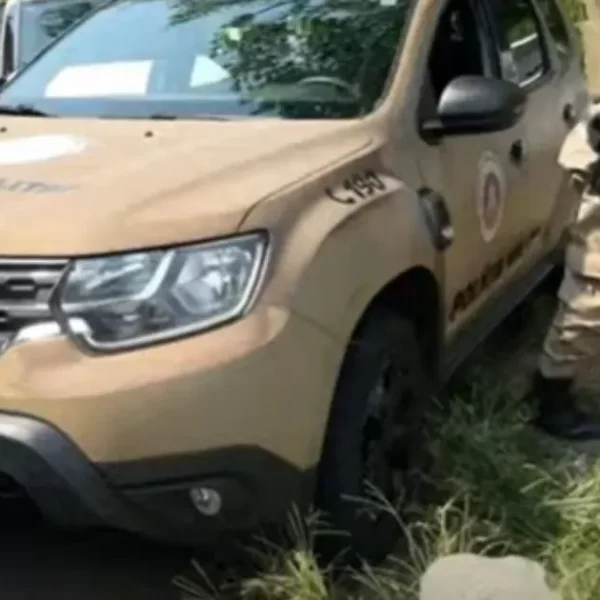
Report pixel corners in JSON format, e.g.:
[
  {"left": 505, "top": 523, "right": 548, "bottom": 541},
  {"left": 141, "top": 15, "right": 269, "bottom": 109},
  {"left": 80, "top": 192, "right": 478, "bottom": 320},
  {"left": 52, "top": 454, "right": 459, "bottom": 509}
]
[
  {"left": 315, "top": 309, "right": 432, "bottom": 565},
  {"left": 0, "top": 475, "right": 41, "bottom": 529}
]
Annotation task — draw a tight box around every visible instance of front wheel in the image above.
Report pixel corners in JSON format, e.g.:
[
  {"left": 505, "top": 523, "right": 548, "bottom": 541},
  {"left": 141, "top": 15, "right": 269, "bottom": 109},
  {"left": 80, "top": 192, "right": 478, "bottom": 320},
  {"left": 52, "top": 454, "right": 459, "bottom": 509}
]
[{"left": 315, "top": 310, "right": 432, "bottom": 564}]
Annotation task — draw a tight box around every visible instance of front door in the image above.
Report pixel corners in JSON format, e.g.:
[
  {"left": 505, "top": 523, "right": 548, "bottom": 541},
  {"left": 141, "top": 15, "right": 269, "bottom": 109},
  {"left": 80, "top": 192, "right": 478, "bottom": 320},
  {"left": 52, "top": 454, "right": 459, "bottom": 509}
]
[{"left": 415, "top": 0, "right": 534, "bottom": 337}]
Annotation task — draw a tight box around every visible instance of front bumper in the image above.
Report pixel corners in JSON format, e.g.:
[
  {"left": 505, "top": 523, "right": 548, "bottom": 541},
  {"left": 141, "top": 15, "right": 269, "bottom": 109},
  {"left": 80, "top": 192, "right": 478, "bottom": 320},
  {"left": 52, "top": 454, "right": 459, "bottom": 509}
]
[
  {"left": 0, "top": 304, "right": 342, "bottom": 543},
  {"left": 0, "top": 412, "right": 313, "bottom": 545},
  {"left": 0, "top": 306, "right": 339, "bottom": 470}
]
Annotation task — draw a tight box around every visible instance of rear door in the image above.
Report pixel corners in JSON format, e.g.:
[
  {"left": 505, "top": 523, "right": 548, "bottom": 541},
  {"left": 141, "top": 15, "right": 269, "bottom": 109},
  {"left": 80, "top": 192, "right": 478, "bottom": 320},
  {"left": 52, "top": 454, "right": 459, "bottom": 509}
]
[
  {"left": 482, "top": 0, "right": 588, "bottom": 265},
  {"left": 532, "top": 0, "right": 590, "bottom": 246}
]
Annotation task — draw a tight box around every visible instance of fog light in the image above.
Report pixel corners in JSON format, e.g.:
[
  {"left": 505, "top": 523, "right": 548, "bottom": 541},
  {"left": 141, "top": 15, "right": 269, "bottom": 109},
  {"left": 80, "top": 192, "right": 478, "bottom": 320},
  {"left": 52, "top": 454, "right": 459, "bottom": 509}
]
[{"left": 190, "top": 486, "right": 222, "bottom": 517}]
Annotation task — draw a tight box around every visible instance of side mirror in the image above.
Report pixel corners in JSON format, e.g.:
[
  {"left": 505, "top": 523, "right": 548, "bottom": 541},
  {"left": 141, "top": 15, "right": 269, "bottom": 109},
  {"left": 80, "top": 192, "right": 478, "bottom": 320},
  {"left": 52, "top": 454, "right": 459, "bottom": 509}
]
[{"left": 422, "top": 75, "right": 526, "bottom": 138}]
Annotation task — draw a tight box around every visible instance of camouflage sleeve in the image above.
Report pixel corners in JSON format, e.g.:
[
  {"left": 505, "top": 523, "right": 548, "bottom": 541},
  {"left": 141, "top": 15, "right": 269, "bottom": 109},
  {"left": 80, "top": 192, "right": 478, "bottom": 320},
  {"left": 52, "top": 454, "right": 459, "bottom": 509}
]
[
  {"left": 590, "top": 160, "right": 600, "bottom": 194},
  {"left": 558, "top": 120, "right": 597, "bottom": 174},
  {"left": 558, "top": 104, "right": 600, "bottom": 175},
  {"left": 588, "top": 110, "right": 600, "bottom": 153}
]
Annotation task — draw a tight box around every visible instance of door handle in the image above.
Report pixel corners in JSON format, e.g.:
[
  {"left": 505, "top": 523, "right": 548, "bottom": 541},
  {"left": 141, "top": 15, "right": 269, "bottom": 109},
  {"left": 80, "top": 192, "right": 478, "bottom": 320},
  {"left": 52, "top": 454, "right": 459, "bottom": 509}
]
[{"left": 510, "top": 139, "right": 526, "bottom": 164}]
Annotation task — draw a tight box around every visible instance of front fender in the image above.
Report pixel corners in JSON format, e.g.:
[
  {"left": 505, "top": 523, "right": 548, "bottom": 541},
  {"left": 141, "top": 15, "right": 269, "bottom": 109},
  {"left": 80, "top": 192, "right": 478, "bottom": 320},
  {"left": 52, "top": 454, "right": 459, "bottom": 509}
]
[{"left": 240, "top": 156, "right": 439, "bottom": 348}]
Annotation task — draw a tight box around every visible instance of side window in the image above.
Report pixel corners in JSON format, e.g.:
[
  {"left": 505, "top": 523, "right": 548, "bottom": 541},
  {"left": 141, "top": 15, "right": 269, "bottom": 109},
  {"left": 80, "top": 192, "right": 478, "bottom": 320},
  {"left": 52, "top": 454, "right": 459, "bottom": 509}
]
[
  {"left": 427, "top": 0, "right": 487, "bottom": 103},
  {"left": 488, "top": 0, "right": 548, "bottom": 86},
  {"left": 535, "top": 0, "right": 572, "bottom": 62}
]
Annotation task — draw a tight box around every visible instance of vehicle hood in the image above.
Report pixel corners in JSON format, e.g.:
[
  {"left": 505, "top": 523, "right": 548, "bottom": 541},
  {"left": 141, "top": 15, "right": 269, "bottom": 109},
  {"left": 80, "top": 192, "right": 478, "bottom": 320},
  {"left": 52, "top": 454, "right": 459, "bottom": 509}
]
[{"left": 0, "top": 117, "right": 372, "bottom": 255}]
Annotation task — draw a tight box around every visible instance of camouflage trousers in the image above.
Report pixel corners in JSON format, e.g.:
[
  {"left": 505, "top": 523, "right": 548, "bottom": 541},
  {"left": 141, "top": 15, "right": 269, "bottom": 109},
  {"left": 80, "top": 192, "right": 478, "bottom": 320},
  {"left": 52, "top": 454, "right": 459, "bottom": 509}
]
[{"left": 539, "top": 267, "right": 600, "bottom": 380}]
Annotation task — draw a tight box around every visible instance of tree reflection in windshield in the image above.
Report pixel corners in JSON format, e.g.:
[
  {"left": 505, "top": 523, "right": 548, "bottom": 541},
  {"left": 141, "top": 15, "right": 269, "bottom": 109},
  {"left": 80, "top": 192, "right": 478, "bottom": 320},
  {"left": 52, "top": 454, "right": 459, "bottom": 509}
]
[{"left": 206, "top": 0, "right": 409, "bottom": 117}]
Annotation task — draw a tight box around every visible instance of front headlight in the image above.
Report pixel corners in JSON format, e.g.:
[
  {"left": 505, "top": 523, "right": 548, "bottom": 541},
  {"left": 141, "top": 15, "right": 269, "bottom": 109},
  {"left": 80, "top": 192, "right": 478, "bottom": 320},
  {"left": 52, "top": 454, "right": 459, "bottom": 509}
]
[{"left": 53, "top": 232, "right": 268, "bottom": 352}]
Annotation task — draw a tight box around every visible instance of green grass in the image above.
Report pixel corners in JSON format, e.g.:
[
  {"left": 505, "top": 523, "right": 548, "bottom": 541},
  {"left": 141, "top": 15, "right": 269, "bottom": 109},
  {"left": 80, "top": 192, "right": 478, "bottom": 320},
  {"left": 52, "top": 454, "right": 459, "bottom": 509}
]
[{"left": 174, "top": 368, "right": 600, "bottom": 600}]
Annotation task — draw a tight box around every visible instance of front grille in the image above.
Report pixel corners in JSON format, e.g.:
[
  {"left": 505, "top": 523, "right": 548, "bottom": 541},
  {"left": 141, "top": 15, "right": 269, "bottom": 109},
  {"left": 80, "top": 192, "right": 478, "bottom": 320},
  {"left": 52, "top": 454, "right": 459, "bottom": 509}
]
[{"left": 0, "top": 259, "right": 68, "bottom": 351}]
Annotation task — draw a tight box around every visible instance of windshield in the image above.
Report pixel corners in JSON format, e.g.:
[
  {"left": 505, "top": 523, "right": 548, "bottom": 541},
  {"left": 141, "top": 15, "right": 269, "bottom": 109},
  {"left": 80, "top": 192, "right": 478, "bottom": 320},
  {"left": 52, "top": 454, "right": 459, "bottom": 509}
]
[
  {"left": 18, "top": 0, "right": 98, "bottom": 69},
  {"left": 1, "top": 0, "right": 412, "bottom": 120}
]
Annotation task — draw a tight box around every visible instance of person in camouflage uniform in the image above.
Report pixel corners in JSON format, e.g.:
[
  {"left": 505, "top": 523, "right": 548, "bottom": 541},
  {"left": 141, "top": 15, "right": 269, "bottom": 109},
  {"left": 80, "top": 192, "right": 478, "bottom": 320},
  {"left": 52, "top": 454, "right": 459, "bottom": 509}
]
[{"left": 525, "top": 103, "right": 600, "bottom": 440}]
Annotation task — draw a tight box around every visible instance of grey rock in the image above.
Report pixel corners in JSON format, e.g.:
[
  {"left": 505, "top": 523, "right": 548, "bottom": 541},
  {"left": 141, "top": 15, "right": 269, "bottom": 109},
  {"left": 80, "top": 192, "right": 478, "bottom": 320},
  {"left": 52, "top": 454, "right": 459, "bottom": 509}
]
[{"left": 419, "top": 554, "right": 561, "bottom": 600}]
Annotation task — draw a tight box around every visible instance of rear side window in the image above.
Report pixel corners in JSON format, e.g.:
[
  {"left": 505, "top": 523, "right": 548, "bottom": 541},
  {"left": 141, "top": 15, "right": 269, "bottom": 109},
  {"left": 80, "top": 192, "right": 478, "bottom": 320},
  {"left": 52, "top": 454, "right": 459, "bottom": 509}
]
[
  {"left": 535, "top": 0, "right": 572, "bottom": 61},
  {"left": 488, "top": 0, "right": 547, "bottom": 86}
]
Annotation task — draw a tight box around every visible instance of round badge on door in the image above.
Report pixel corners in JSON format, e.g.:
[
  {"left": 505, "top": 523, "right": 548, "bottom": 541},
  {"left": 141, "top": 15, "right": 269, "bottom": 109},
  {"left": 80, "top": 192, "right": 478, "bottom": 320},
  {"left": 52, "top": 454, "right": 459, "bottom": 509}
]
[{"left": 476, "top": 151, "right": 506, "bottom": 243}]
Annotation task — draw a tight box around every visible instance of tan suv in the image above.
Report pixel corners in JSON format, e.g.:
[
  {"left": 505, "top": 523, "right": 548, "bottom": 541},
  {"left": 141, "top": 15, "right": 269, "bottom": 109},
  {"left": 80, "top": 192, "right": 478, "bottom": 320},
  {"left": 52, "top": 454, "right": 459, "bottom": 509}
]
[{"left": 0, "top": 0, "right": 588, "bottom": 561}]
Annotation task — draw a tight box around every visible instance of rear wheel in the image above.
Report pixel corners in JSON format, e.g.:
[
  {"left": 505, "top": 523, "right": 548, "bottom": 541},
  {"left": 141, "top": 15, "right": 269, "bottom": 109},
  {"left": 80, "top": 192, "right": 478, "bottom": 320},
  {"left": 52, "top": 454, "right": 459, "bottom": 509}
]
[{"left": 315, "top": 309, "right": 432, "bottom": 564}]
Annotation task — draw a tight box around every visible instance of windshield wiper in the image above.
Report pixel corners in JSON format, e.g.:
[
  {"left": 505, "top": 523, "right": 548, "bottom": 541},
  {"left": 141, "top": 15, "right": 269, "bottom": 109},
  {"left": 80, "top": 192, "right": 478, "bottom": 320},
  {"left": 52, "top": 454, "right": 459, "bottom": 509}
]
[{"left": 0, "top": 104, "right": 51, "bottom": 117}]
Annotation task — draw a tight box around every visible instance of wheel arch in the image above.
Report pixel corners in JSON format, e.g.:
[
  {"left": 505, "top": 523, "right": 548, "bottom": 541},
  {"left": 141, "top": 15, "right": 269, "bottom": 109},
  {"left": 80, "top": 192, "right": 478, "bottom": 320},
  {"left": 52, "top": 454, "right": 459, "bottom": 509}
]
[{"left": 354, "top": 266, "right": 443, "bottom": 380}]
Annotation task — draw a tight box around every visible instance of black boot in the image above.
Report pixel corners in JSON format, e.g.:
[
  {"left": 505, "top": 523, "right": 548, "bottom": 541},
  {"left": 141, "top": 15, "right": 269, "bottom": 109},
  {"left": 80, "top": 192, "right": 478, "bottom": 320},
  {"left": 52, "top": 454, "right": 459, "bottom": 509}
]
[{"left": 527, "top": 372, "right": 600, "bottom": 441}]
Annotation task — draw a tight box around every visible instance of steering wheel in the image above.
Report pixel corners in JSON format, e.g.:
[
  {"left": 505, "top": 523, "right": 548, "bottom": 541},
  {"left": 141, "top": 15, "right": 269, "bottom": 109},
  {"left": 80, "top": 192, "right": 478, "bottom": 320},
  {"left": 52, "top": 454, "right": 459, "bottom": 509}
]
[{"left": 297, "top": 76, "right": 359, "bottom": 100}]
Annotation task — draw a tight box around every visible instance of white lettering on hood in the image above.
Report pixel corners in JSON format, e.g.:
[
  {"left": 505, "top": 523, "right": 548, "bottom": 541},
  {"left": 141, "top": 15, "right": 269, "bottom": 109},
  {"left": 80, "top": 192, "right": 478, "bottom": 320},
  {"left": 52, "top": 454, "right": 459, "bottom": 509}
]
[{"left": 0, "top": 134, "right": 88, "bottom": 165}]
